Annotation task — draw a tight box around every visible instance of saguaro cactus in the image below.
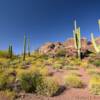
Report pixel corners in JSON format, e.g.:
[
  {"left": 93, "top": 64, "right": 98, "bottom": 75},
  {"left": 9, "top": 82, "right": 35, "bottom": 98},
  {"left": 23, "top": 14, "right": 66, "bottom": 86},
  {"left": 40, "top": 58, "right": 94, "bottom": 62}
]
[
  {"left": 23, "top": 34, "right": 26, "bottom": 61},
  {"left": 8, "top": 44, "right": 13, "bottom": 59},
  {"left": 91, "top": 33, "right": 100, "bottom": 53},
  {"left": 73, "top": 20, "right": 81, "bottom": 59},
  {"left": 28, "top": 37, "right": 30, "bottom": 57},
  {"left": 98, "top": 19, "right": 100, "bottom": 31}
]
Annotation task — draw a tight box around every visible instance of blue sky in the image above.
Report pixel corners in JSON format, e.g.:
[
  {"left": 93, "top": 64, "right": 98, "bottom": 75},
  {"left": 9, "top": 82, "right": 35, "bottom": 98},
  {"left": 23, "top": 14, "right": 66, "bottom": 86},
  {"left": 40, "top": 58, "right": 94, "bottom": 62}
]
[{"left": 0, "top": 0, "right": 100, "bottom": 54}]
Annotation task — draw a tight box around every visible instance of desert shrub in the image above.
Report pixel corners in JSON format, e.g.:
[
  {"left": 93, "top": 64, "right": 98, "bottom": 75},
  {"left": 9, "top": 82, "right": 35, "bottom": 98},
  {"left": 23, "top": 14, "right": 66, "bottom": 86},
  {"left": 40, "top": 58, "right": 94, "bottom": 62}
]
[
  {"left": 93, "top": 60, "right": 100, "bottom": 67},
  {"left": 28, "top": 65, "right": 39, "bottom": 74},
  {"left": 86, "top": 68, "right": 98, "bottom": 76},
  {"left": 19, "top": 72, "right": 43, "bottom": 92},
  {"left": 56, "top": 49, "right": 66, "bottom": 57},
  {"left": 0, "top": 72, "right": 15, "bottom": 90},
  {"left": 69, "top": 71, "right": 81, "bottom": 77},
  {"left": 28, "top": 65, "right": 49, "bottom": 76},
  {"left": 38, "top": 67, "right": 49, "bottom": 76},
  {"left": 36, "top": 77, "right": 59, "bottom": 96},
  {"left": 0, "top": 50, "right": 9, "bottom": 58},
  {"left": 89, "top": 76, "right": 100, "bottom": 95},
  {"left": 32, "top": 51, "right": 48, "bottom": 60},
  {"left": 0, "top": 74, "right": 7, "bottom": 90},
  {"left": 0, "top": 90, "right": 16, "bottom": 100},
  {"left": 9, "top": 59, "right": 20, "bottom": 66},
  {"left": 46, "top": 58, "right": 54, "bottom": 65},
  {"left": 64, "top": 65, "right": 78, "bottom": 70},
  {"left": 52, "top": 58, "right": 65, "bottom": 69},
  {"left": 80, "top": 61, "right": 89, "bottom": 68},
  {"left": 68, "top": 58, "right": 81, "bottom": 66},
  {"left": 89, "top": 54, "right": 100, "bottom": 67},
  {"left": 53, "top": 63, "right": 62, "bottom": 69},
  {"left": 18, "top": 72, "right": 34, "bottom": 92},
  {"left": 54, "top": 58, "right": 65, "bottom": 64},
  {"left": 64, "top": 74, "right": 83, "bottom": 88}
]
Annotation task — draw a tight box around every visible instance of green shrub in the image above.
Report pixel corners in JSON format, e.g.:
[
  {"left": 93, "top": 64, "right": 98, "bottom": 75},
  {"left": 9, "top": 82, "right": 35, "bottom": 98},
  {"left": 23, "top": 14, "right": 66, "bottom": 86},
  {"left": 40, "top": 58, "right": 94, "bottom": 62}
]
[
  {"left": 2, "top": 90, "right": 17, "bottom": 100},
  {"left": 19, "top": 72, "right": 43, "bottom": 92},
  {"left": 0, "top": 50, "right": 9, "bottom": 58},
  {"left": 64, "top": 65, "right": 78, "bottom": 70},
  {"left": 19, "top": 72, "right": 59, "bottom": 96},
  {"left": 89, "top": 76, "right": 100, "bottom": 95},
  {"left": 0, "top": 74, "right": 7, "bottom": 90},
  {"left": 86, "top": 68, "right": 97, "bottom": 75},
  {"left": 93, "top": 60, "right": 100, "bottom": 67},
  {"left": 53, "top": 63, "right": 62, "bottom": 69},
  {"left": 89, "top": 55, "right": 100, "bottom": 67},
  {"left": 64, "top": 74, "right": 83, "bottom": 88},
  {"left": 36, "top": 77, "right": 59, "bottom": 96},
  {"left": 56, "top": 49, "right": 66, "bottom": 57},
  {"left": 0, "top": 70, "right": 16, "bottom": 90}
]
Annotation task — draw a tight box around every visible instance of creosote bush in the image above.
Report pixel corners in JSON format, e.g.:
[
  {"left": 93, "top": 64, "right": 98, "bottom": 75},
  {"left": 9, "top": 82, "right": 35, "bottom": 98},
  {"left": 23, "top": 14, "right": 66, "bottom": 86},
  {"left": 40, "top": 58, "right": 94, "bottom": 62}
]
[
  {"left": 19, "top": 72, "right": 43, "bottom": 92},
  {"left": 53, "top": 63, "right": 62, "bottom": 69},
  {"left": 36, "top": 77, "right": 59, "bottom": 96},
  {"left": 18, "top": 71, "right": 60, "bottom": 96},
  {"left": 89, "top": 76, "right": 100, "bottom": 95},
  {"left": 64, "top": 74, "right": 83, "bottom": 88},
  {"left": 0, "top": 72, "right": 15, "bottom": 90}
]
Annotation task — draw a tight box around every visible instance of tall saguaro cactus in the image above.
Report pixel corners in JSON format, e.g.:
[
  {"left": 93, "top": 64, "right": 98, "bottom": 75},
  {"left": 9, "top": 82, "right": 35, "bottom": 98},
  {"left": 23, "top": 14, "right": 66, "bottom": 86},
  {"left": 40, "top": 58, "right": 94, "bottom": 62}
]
[
  {"left": 98, "top": 19, "right": 100, "bottom": 31},
  {"left": 73, "top": 20, "right": 81, "bottom": 59},
  {"left": 8, "top": 44, "right": 13, "bottom": 59},
  {"left": 23, "top": 34, "right": 26, "bottom": 61},
  {"left": 91, "top": 33, "right": 100, "bottom": 53},
  {"left": 28, "top": 37, "right": 30, "bottom": 57}
]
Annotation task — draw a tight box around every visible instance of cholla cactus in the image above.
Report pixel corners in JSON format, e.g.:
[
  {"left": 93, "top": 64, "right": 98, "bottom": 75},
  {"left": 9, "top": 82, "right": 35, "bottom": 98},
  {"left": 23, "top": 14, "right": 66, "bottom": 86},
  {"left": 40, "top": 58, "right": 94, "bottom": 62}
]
[
  {"left": 91, "top": 33, "right": 100, "bottom": 53},
  {"left": 98, "top": 19, "right": 100, "bottom": 30},
  {"left": 73, "top": 20, "right": 81, "bottom": 59}
]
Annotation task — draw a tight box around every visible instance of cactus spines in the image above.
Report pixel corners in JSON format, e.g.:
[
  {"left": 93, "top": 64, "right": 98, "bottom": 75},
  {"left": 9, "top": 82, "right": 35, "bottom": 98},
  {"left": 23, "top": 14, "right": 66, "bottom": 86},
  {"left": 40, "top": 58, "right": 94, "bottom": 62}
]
[
  {"left": 8, "top": 44, "right": 13, "bottom": 59},
  {"left": 28, "top": 37, "right": 30, "bottom": 57},
  {"left": 91, "top": 33, "right": 100, "bottom": 53},
  {"left": 73, "top": 20, "right": 81, "bottom": 59},
  {"left": 23, "top": 34, "right": 26, "bottom": 61}
]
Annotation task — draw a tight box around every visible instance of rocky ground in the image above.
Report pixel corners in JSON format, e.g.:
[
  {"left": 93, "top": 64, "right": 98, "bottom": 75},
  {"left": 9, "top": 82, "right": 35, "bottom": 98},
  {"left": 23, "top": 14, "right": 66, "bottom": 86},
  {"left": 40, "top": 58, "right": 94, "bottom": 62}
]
[
  {"left": 15, "top": 66, "right": 100, "bottom": 100},
  {"left": 0, "top": 37, "right": 100, "bottom": 100}
]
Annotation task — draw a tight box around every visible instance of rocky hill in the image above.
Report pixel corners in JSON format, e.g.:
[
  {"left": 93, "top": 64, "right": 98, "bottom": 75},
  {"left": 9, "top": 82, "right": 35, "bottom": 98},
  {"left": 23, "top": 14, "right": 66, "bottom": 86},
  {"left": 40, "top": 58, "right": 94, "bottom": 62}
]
[{"left": 39, "top": 37, "right": 100, "bottom": 57}]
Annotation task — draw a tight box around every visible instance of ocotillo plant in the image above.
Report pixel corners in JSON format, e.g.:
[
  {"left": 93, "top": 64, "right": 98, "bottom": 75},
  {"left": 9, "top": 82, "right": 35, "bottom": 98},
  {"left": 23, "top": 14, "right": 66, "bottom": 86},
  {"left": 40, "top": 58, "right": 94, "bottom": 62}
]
[
  {"left": 23, "top": 34, "right": 26, "bottom": 61},
  {"left": 73, "top": 20, "right": 81, "bottom": 59},
  {"left": 8, "top": 44, "right": 13, "bottom": 59},
  {"left": 28, "top": 37, "right": 30, "bottom": 57},
  {"left": 91, "top": 33, "right": 100, "bottom": 53}
]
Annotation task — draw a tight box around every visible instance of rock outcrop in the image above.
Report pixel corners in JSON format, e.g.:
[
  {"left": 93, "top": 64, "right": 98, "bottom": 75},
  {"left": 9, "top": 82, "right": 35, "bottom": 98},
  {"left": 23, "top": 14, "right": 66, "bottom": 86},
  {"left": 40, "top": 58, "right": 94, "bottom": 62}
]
[{"left": 38, "top": 37, "right": 100, "bottom": 57}]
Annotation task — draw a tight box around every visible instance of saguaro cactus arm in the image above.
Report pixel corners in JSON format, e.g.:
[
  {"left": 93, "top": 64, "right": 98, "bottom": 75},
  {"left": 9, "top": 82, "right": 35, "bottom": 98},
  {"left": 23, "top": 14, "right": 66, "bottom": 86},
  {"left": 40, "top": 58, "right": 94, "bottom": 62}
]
[
  {"left": 28, "top": 37, "right": 30, "bottom": 57},
  {"left": 73, "top": 20, "right": 81, "bottom": 59},
  {"left": 91, "top": 33, "right": 100, "bottom": 53},
  {"left": 98, "top": 19, "right": 100, "bottom": 31}
]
